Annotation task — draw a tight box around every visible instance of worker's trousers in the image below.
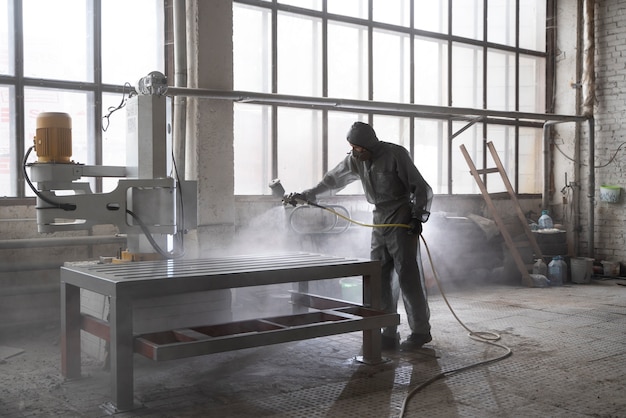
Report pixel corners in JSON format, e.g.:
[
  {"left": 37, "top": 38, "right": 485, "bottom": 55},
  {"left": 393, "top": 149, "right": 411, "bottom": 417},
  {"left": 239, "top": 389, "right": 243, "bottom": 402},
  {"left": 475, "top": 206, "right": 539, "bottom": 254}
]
[{"left": 370, "top": 205, "right": 431, "bottom": 337}]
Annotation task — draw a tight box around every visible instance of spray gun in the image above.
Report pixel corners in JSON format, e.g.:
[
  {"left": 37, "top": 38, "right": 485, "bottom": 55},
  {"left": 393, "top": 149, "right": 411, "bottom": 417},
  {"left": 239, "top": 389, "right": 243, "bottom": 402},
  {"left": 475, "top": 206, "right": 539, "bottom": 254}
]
[
  {"left": 268, "top": 178, "right": 415, "bottom": 233},
  {"left": 269, "top": 179, "right": 310, "bottom": 207}
]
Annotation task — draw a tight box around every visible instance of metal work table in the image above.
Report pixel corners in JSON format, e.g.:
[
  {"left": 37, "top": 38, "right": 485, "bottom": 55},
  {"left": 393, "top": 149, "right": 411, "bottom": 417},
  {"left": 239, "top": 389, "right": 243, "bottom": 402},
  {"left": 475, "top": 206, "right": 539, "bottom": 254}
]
[{"left": 60, "top": 252, "right": 398, "bottom": 412}]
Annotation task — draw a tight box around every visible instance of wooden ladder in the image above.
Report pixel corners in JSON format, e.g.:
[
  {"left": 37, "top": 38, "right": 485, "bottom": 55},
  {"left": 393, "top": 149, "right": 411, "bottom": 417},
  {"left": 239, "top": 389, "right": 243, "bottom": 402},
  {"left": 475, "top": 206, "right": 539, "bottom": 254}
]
[{"left": 459, "top": 141, "right": 543, "bottom": 285}]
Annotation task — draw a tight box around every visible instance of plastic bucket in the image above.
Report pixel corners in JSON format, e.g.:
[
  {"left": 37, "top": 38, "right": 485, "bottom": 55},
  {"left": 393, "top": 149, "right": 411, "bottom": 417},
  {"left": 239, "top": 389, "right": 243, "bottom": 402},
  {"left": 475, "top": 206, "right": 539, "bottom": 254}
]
[
  {"left": 340, "top": 277, "right": 362, "bottom": 303},
  {"left": 570, "top": 257, "right": 593, "bottom": 284},
  {"left": 600, "top": 185, "right": 621, "bottom": 203},
  {"left": 601, "top": 261, "right": 620, "bottom": 277}
]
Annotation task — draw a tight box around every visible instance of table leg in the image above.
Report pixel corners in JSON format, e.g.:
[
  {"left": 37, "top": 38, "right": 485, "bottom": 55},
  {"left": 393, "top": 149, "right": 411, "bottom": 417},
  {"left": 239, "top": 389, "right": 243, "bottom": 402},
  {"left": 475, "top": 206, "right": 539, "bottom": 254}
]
[
  {"left": 292, "top": 281, "right": 309, "bottom": 314},
  {"left": 61, "top": 282, "right": 81, "bottom": 378},
  {"left": 360, "top": 271, "right": 383, "bottom": 364},
  {"left": 108, "top": 295, "right": 135, "bottom": 411}
]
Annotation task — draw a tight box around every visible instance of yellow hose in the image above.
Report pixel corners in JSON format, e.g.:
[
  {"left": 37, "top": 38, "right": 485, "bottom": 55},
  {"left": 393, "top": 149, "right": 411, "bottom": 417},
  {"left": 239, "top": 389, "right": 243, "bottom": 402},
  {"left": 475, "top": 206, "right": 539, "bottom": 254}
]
[
  {"left": 306, "top": 202, "right": 512, "bottom": 417},
  {"left": 316, "top": 204, "right": 411, "bottom": 229}
]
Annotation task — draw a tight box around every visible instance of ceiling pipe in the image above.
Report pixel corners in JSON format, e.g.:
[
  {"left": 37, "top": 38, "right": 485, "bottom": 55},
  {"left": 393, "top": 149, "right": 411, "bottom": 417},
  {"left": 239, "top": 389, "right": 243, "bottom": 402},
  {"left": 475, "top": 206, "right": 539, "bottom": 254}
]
[{"left": 166, "top": 86, "right": 587, "bottom": 124}]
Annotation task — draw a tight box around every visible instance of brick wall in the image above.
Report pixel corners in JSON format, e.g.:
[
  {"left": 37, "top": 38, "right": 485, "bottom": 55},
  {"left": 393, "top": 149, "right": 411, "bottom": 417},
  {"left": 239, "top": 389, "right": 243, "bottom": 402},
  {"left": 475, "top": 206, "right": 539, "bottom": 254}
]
[{"left": 592, "top": 1, "right": 626, "bottom": 264}]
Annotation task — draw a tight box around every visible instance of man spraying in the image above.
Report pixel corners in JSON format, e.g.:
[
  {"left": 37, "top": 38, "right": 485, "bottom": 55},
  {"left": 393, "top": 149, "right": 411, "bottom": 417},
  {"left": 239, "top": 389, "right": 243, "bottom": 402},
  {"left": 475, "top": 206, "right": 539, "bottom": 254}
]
[{"left": 296, "top": 121, "right": 433, "bottom": 350}]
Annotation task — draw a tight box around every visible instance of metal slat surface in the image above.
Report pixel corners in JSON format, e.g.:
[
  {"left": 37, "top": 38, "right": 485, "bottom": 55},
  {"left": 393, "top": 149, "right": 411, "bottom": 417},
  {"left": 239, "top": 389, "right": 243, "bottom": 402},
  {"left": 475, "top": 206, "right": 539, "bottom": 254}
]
[
  {"left": 62, "top": 253, "right": 370, "bottom": 282},
  {"left": 61, "top": 252, "right": 386, "bottom": 411}
]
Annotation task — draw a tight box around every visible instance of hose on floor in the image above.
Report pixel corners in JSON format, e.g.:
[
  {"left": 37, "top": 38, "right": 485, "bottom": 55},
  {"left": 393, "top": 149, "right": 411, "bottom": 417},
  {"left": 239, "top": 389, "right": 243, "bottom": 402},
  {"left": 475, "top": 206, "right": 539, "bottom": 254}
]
[
  {"left": 397, "top": 235, "right": 512, "bottom": 418},
  {"left": 298, "top": 202, "right": 513, "bottom": 418}
]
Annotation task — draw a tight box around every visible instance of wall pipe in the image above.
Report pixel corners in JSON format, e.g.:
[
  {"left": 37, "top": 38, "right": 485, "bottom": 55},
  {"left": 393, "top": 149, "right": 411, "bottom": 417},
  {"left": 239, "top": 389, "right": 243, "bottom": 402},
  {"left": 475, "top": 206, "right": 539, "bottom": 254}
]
[
  {"left": 542, "top": 120, "right": 578, "bottom": 211},
  {"left": 0, "top": 235, "right": 126, "bottom": 249},
  {"left": 583, "top": 0, "right": 595, "bottom": 258},
  {"left": 172, "top": 0, "right": 187, "bottom": 179},
  {"left": 587, "top": 118, "right": 595, "bottom": 258}
]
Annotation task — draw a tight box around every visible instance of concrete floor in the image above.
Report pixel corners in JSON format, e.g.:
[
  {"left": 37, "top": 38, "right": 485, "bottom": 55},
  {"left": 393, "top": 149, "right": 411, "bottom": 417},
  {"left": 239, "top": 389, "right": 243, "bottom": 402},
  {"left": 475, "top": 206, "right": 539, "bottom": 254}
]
[{"left": 1, "top": 278, "right": 625, "bottom": 418}]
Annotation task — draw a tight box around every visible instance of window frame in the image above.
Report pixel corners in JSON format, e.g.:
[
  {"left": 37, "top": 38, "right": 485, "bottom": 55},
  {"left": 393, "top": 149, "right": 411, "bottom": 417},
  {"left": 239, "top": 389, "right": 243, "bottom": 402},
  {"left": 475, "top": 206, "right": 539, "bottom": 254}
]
[
  {"left": 0, "top": 0, "right": 167, "bottom": 202},
  {"left": 233, "top": 0, "right": 553, "bottom": 196}
]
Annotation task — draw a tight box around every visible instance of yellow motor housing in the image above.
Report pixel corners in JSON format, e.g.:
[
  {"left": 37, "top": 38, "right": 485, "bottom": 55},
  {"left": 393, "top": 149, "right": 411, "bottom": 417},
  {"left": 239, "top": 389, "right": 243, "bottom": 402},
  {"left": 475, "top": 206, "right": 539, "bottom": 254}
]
[{"left": 34, "top": 112, "right": 72, "bottom": 163}]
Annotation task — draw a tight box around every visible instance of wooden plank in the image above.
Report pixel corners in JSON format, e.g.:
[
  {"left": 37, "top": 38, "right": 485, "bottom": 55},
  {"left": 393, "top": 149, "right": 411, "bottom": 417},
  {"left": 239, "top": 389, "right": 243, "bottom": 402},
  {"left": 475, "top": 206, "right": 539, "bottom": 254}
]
[
  {"left": 459, "top": 144, "right": 532, "bottom": 283},
  {"left": 486, "top": 142, "right": 544, "bottom": 260}
]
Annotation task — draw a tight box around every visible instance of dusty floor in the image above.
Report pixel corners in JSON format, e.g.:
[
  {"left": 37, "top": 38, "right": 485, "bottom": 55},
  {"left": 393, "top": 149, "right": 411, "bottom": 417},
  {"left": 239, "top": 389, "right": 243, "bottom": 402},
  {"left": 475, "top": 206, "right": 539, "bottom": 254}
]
[{"left": 1, "top": 278, "right": 625, "bottom": 418}]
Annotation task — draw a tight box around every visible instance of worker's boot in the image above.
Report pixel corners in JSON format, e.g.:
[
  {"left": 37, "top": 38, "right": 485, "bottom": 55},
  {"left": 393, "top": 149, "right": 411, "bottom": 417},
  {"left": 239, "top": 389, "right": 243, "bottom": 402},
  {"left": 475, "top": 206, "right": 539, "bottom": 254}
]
[{"left": 400, "top": 332, "right": 432, "bottom": 350}]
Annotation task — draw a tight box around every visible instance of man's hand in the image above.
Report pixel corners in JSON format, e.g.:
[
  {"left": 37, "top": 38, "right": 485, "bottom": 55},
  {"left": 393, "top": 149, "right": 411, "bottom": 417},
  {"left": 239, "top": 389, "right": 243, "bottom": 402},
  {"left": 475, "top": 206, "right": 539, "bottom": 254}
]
[
  {"left": 407, "top": 218, "right": 422, "bottom": 235},
  {"left": 283, "top": 191, "right": 316, "bottom": 206},
  {"left": 300, "top": 190, "right": 317, "bottom": 204}
]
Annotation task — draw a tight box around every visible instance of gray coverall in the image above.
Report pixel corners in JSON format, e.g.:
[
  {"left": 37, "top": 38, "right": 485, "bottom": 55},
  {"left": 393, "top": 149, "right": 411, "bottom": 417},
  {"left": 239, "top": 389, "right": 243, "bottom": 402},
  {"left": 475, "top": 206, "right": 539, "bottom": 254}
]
[{"left": 303, "top": 139, "right": 433, "bottom": 337}]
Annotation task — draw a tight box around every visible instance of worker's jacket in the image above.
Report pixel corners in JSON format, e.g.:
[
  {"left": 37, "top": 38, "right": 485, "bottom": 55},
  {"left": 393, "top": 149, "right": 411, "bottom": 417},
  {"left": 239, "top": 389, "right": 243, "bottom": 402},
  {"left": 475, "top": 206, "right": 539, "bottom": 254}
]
[{"left": 305, "top": 141, "right": 433, "bottom": 224}]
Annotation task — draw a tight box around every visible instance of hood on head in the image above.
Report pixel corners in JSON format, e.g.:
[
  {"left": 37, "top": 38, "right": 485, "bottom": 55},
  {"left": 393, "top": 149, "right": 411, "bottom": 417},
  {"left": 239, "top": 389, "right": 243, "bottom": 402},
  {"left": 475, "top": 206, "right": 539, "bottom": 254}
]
[{"left": 346, "top": 122, "right": 379, "bottom": 150}]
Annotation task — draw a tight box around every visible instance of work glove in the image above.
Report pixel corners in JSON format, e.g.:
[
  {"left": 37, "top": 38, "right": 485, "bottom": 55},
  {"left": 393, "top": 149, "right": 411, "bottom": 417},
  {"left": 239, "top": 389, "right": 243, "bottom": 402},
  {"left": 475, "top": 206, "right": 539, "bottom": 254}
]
[
  {"left": 300, "top": 189, "right": 317, "bottom": 204},
  {"left": 407, "top": 218, "right": 422, "bottom": 235},
  {"left": 283, "top": 192, "right": 304, "bottom": 207}
]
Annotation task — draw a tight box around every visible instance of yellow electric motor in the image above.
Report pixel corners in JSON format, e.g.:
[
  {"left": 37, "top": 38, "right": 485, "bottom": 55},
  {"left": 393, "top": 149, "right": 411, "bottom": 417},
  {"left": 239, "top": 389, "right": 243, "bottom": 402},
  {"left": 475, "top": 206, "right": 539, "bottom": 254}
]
[{"left": 34, "top": 112, "right": 72, "bottom": 163}]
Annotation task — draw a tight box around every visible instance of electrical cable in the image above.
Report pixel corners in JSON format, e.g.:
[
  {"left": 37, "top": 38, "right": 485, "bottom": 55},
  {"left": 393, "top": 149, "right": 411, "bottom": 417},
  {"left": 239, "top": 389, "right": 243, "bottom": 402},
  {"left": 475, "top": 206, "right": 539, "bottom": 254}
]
[
  {"left": 170, "top": 151, "right": 186, "bottom": 257},
  {"left": 125, "top": 209, "right": 184, "bottom": 260},
  {"left": 22, "top": 146, "right": 77, "bottom": 211},
  {"left": 102, "top": 82, "right": 135, "bottom": 132},
  {"left": 554, "top": 140, "right": 626, "bottom": 169},
  {"left": 294, "top": 199, "right": 513, "bottom": 417}
]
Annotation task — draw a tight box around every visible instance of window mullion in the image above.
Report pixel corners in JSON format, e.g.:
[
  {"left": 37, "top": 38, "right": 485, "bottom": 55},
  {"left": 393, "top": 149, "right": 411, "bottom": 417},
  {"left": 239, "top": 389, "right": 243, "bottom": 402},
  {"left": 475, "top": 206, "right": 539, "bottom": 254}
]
[{"left": 14, "top": 0, "right": 25, "bottom": 197}]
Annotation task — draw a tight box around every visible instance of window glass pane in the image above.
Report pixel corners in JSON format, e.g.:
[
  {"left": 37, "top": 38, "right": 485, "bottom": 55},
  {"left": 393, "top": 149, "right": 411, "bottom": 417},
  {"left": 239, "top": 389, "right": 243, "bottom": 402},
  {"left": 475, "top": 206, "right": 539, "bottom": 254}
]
[
  {"left": 0, "top": 85, "right": 14, "bottom": 196},
  {"left": 520, "top": 0, "right": 546, "bottom": 52},
  {"left": 372, "top": 115, "right": 409, "bottom": 148},
  {"left": 518, "top": 127, "right": 542, "bottom": 193},
  {"left": 327, "top": 21, "right": 367, "bottom": 100},
  {"left": 452, "top": 122, "right": 483, "bottom": 194},
  {"left": 373, "top": 0, "right": 409, "bottom": 27},
  {"left": 519, "top": 55, "right": 545, "bottom": 113},
  {"left": 234, "top": 4, "right": 271, "bottom": 92},
  {"left": 327, "top": 0, "right": 368, "bottom": 20},
  {"left": 327, "top": 112, "right": 364, "bottom": 195},
  {"left": 277, "top": 12, "right": 322, "bottom": 96},
  {"left": 234, "top": 103, "right": 272, "bottom": 195},
  {"left": 101, "top": 92, "right": 129, "bottom": 193},
  {"left": 24, "top": 88, "right": 92, "bottom": 166},
  {"left": 22, "top": 0, "right": 92, "bottom": 81},
  {"left": 277, "top": 108, "right": 322, "bottom": 193},
  {"left": 23, "top": 88, "right": 92, "bottom": 196},
  {"left": 452, "top": 43, "right": 483, "bottom": 108},
  {"left": 415, "top": 118, "right": 447, "bottom": 194},
  {"left": 414, "top": 37, "right": 448, "bottom": 106},
  {"left": 373, "top": 29, "right": 410, "bottom": 103},
  {"left": 451, "top": 0, "right": 483, "bottom": 40},
  {"left": 279, "top": 0, "right": 322, "bottom": 11},
  {"left": 488, "top": 0, "right": 515, "bottom": 46},
  {"left": 486, "top": 126, "right": 515, "bottom": 193},
  {"left": 487, "top": 49, "right": 515, "bottom": 111},
  {"left": 0, "top": 0, "right": 13, "bottom": 76},
  {"left": 101, "top": 0, "right": 164, "bottom": 85},
  {"left": 414, "top": 0, "right": 448, "bottom": 33}
]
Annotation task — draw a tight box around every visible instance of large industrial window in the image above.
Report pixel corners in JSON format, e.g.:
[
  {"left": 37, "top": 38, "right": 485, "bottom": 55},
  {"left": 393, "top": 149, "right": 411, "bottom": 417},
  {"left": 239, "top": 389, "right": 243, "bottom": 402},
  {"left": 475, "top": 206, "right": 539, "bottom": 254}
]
[
  {"left": 233, "top": 0, "right": 548, "bottom": 196},
  {"left": 0, "top": 0, "right": 164, "bottom": 199}
]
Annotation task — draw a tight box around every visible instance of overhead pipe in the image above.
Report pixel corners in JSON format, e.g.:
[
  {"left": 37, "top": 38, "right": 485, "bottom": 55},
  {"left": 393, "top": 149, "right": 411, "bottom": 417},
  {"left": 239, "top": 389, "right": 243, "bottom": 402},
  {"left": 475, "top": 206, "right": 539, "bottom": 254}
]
[{"left": 165, "top": 86, "right": 587, "bottom": 125}]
